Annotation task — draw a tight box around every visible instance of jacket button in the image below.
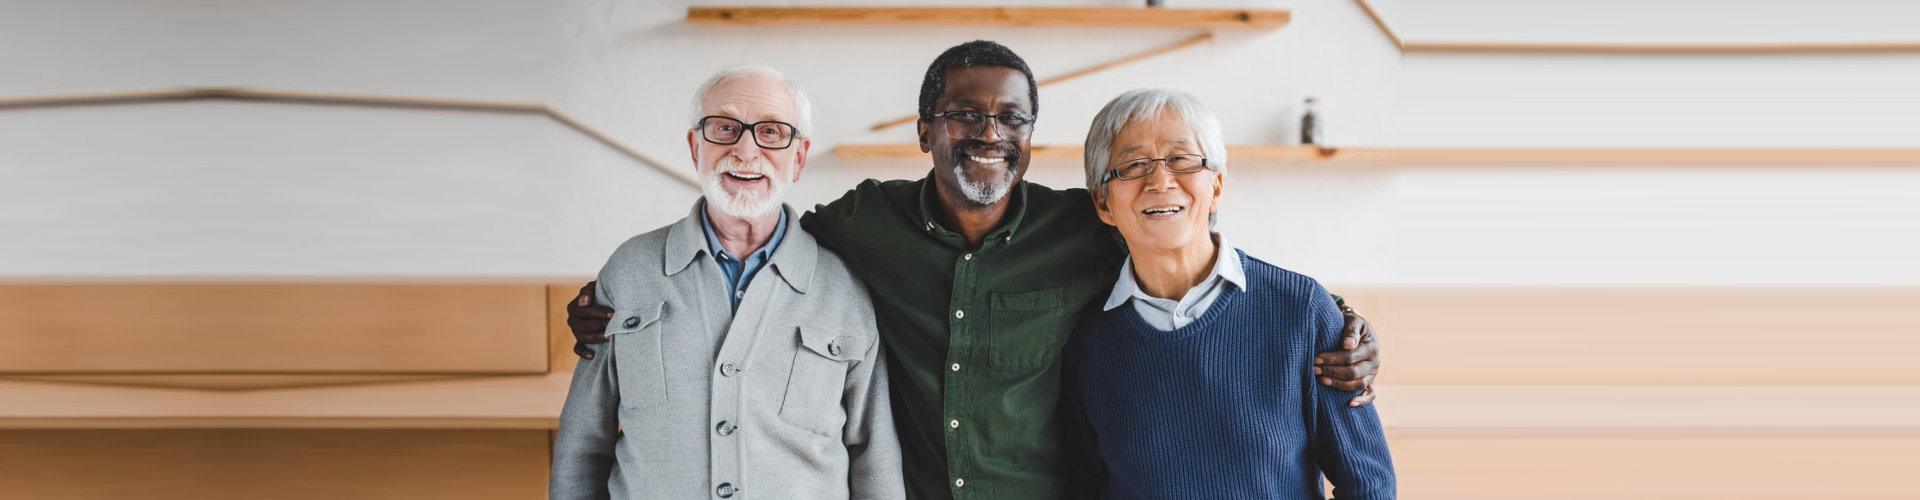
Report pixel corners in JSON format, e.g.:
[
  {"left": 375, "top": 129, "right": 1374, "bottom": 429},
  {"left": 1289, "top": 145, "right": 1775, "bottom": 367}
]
[
  {"left": 716, "top": 483, "right": 737, "bottom": 498},
  {"left": 827, "top": 340, "right": 843, "bottom": 356},
  {"left": 719, "top": 362, "right": 739, "bottom": 377},
  {"left": 622, "top": 317, "right": 641, "bottom": 328},
  {"left": 716, "top": 420, "right": 736, "bottom": 436}
]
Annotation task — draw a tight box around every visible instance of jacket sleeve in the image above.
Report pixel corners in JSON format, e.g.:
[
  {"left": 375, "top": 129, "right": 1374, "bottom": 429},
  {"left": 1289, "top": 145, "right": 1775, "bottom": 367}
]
[
  {"left": 549, "top": 339, "right": 620, "bottom": 500},
  {"left": 1308, "top": 288, "right": 1397, "bottom": 500},
  {"left": 844, "top": 300, "right": 905, "bottom": 499}
]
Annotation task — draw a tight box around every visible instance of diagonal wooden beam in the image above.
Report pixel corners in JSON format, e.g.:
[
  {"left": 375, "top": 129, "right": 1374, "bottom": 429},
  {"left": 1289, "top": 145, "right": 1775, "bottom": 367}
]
[{"left": 0, "top": 88, "right": 697, "bottom": 189}]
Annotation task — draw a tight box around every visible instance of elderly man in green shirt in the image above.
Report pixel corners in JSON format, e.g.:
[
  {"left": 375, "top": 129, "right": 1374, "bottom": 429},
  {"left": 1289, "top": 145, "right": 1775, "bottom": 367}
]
[{"left": 567, "top": 41, "right": 1382, "bottom": 499}]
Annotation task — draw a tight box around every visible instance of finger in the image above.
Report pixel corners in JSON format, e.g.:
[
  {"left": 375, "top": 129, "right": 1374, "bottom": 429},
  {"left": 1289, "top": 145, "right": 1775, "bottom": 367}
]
[
  {"left": 1314, "top": 350, "right": 1352, "bottom": 366},
  {"left": 567, "top": 317, "right": 608, "bottom": 335},
  {"left": 1339, "top": 312, "right": 1368, "bottom": 351},
  {"left": 587, "top": 306, "right": 614, "bottom": 319},
  {"left": 573, "top": 342, "right": 594, "bottom": 360},
  {"left": 1348, "top": 385, "right": 1376, "bottom": 407},
  {"left": 1316, "top": 359, "right": 1376, "bottom": 381},
  {"left": 1320, "top": 376, "right": 1366, "bottom": 392},
  {"left": 1343, "top": 338, "right": 1380, "bottom": 365}
]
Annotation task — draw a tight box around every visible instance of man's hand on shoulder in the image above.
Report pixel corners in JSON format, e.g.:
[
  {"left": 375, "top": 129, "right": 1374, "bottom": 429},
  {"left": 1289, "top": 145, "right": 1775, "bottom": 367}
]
[
  {"left": 567, "top": 281, "right": 615, "bottom": 359},
  {"left": 1314, "top": 303, "right": 1381, "bottom": 407}
]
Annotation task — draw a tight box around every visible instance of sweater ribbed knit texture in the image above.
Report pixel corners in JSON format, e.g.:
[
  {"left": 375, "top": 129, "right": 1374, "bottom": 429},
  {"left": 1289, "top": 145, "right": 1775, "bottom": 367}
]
[{"left": 1064, "top": 251, "right": 1396, "bottom": 499}]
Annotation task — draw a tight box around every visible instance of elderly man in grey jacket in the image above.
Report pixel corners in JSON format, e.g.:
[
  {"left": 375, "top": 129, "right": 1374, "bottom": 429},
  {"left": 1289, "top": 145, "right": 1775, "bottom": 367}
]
[{"left": 551, "top": 65, "right": 903, "bottom": 500}]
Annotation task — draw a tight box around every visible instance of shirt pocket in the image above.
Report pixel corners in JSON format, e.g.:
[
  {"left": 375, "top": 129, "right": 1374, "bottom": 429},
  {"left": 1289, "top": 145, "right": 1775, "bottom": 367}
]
[
  {"left": 779, "top": 324, "right": 862, "bottom": 438},
  {"left": 988, "top": 287, "right": 1074, "bottom": 371},
  {"left": 608, "top": 301, "right": 668, "bottom": 411}
]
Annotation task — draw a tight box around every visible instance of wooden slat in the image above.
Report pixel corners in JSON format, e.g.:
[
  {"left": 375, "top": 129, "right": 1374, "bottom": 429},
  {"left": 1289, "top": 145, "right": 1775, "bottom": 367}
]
[
  {"left": 0, "top": 430, "right": 547, "bottom": 500},
  {"left": 1355, "top": 287, "right": 1920, "bottom": 384},
  {"left": 1404, "top": 41, "right": 1920, "bottom": 54},
  {"left": 0, "top": 369, "right": 568, "bottom": 429},
  {"left": 1378, "top": 384, "right": 1920, "bottom": 437},
  {"left": 0, "top": 374, "right": 469, "bottom": 391},
  {"left": 688, "top": 7, "right": 1289, "bottom": 29},
  {"left": 0, "top": 283, "right": 549, "bottom": 374},
  {"left": 1392, "top": 436, "right": 1920, "bottom": 499},
  {"left": 835, "top": 144, "right": 1920, "bottom": 166}
]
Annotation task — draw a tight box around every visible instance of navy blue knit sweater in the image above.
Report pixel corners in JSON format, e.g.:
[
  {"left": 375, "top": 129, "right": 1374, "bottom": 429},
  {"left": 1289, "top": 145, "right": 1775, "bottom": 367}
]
[{"left": 1063, "top": 251, "right": 1396, "bottom": 499}]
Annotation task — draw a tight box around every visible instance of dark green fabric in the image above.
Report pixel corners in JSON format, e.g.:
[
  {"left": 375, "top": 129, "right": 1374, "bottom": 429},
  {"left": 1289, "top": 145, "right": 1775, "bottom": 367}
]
[{"left": 802, "top": 173, "right": 1119, "bottom": 499}]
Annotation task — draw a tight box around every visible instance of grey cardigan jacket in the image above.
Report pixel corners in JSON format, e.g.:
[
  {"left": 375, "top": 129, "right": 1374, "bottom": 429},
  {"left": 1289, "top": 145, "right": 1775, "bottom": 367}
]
[{"left": 551, "top": 203, "right": 903, "bottom": 499}]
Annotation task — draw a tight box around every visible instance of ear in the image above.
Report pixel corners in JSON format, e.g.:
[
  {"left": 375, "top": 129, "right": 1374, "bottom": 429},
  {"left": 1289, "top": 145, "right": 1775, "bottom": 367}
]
[
  {"left": 1208, "top": 171, "right": 1225, "bottom": 215},
  {"left": 686, "top": 129, "right": 700, "bottom": 170},
  {"left": 791, "top": 137, "right": 812, "bottom": 181},
  {"left": 916, "top": 119, "right": 932, "bottom": 153},
  {"left": 1093, "top": 188, "right": 1118, "bottom": 227}
]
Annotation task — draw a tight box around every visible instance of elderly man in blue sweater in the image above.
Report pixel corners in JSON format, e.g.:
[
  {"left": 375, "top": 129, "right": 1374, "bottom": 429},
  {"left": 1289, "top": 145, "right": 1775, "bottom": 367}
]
[{"left": 1063, "top": 88, "right": 1396, "bottom": 499}]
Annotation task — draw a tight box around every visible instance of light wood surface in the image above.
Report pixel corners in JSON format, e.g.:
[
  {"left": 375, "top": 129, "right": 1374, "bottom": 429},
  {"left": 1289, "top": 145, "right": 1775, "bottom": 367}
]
[
  {"left": 688, "top": 7, "right": 1289, "bottom": 29},
  {"left": 0, "top": 283, "right": 549, "bottom": 374},
  {"left": 1406, "top": 41, "right": 1920, "bottom": 54},
  {"left": 1393, "top": 435, "right": 1920, "bottom": 499},
  {"left": 1349, "top": 287, "right": 1920, "bottom": 384},
  {"left": 0, "top": 429, "right": 547, "bottom": 499},
  {"left": 836, "top": 144, "right": 1920, "bottom": 166}
]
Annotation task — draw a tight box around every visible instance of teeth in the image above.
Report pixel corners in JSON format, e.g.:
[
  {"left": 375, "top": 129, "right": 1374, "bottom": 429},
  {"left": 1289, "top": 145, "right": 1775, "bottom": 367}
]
[
  {"left": 968, "top": 155, "right": 1006, "bottom": 164},
  {"left": 1142, "top": 207, "right": 1184, "bottom": 216},
  {"left": 726, "top": 172, "right": 764, "bottom": 180}
]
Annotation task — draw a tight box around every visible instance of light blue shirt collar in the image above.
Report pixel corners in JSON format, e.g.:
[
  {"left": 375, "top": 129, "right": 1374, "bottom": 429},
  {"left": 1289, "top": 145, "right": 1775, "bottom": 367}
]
[
  {"left": 1103, "top": 233, "right": 1247, "bottom": 313},
  {"left": 699, "top": 201, "right": 788, "bottom": 310}
]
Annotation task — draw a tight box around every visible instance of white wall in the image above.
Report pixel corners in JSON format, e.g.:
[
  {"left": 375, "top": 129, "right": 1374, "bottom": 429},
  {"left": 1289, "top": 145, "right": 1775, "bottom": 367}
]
[{"left": 4, "top": 0, "right": 1914, "bottom": 287}]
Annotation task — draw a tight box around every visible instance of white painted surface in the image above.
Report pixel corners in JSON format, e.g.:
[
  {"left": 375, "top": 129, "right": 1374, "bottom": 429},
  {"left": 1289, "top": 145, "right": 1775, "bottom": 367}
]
[{"left": 4, "top": 0, "right": 1915, "bottom": 286}]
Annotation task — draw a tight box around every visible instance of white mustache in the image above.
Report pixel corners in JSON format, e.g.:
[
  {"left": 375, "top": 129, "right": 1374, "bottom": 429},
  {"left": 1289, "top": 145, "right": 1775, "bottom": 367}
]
[{"left": 714, "top": 156, "right": 774, "bottom": 178}]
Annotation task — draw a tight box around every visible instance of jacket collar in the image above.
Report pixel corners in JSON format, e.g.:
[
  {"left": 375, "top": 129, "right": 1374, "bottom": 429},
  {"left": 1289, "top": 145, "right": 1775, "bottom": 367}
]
[{"left": 664, "top": 199, "right": 814, "bottom": 294}]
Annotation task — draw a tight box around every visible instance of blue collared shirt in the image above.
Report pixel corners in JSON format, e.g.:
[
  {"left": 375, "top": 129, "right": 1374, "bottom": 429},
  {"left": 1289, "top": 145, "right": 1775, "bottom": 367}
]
[
  {"left": 1102, "top": 233, "right": 1248, "bottom": 332},
  {"left": 699, "top": 204, "right": 788, "bottom": 312}
]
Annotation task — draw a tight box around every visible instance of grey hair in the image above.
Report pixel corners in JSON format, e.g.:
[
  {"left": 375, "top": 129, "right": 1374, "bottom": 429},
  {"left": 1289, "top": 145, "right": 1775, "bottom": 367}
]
[
  {"left": 1081, "top": 88, "right": 1228, "bottom": 197},
  {"left": 688, "top": 64, "right": 814, "bottom": 138}
]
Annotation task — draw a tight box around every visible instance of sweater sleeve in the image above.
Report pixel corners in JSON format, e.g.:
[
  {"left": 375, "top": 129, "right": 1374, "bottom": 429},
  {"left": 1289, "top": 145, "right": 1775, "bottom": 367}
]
[{"left": 1307, "top": 287, "right": 1397, "bottom": 500}]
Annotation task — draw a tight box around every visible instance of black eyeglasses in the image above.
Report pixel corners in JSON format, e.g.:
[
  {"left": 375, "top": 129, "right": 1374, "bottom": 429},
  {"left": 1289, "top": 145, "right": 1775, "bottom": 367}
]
[
  {"left": 697, "top": 116, "right": 799, "bottom": 150},
  {"left": 1102, "top": 154, "right": 1210, "bottom": 183},
  {"left": 929, "top": 110, "right": 1035, "bottom": 140}
]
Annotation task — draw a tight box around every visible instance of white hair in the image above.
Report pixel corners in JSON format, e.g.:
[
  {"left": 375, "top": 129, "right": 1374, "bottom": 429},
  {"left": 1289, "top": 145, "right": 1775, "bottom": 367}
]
[
  {"left": 688, "top": 64, "right": 814, "bottom": 138},
  {"left": 1081, "top": 88, "right": 1228, "bottom": 197}
]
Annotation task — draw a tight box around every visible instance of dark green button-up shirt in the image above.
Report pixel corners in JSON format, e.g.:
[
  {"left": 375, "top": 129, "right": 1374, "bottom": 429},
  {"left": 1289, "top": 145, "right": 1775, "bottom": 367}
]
[{"left": 803, "top": 173, "right": 1120, "bottom": 499}]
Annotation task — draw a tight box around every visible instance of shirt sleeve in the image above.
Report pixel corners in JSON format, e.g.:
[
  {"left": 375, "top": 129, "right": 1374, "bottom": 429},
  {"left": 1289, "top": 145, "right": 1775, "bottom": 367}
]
[
  {"left": 549, "top": 340, "right": 620, "bottom": 500},
  {"left": 1059, "top": 327, "right": 1110, "bottom": 500},
  {"left": 1307, "top": 288, "right": 1397, "bottom": 500},
  {"left": 844, "top": 297, "right": 906, "bottom": 499},
  {"left": 794, "top": 182, "right": 871, "bottom": 255}
]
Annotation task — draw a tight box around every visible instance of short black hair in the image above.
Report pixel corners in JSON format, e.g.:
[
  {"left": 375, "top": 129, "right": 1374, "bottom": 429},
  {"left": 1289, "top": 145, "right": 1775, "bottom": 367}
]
[{"left": 918, "top": 40, "right": 1039, "bottom": 122}]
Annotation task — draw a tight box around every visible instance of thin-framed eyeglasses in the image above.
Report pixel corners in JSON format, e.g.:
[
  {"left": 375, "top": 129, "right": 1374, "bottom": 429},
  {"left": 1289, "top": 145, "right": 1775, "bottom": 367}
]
[
  {"left": 697, "top": 116, "right": 798, "bottom": 150},
  {"left": 1102, "top": 154, "right": 1210, "bottom": 183},
  {"left": 929, "top": 110, "right": 1035, "bottom": 139}
]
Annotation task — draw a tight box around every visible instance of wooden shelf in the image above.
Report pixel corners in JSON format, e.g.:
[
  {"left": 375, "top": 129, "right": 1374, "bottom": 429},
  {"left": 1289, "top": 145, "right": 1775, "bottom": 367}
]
[
  {"left": 687, "top": 7, "right": 1289, "bottom": 29},
  {"left": 835, "top": 144, "right": 1920, "bottom": 166}
]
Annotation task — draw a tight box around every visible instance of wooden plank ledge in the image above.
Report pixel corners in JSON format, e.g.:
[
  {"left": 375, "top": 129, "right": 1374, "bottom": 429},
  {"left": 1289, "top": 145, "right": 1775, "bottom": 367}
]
[{"left": 688, "top": 7, "right": 1289, "bottom": 29}]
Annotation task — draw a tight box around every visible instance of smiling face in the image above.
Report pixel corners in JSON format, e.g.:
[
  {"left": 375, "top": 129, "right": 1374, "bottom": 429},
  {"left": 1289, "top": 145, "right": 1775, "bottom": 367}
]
[
  {"left": 1094, "top": 110, "right": 1223, "bottom": 255},
  {"left": 918, "top": 66, "right": 1034, "bottom": 207},
  {"left": 688, "top": 72, "right": 811, "bottom": 220}
]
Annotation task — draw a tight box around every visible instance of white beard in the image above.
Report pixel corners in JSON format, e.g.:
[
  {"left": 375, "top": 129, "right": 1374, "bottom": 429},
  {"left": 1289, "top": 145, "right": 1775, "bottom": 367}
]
[
  {"left": 952, "top": 163, "right": 1014, "bottom": 205},
  {"left": 702, "top": 155, "right": 789, "bottom": 219}
]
